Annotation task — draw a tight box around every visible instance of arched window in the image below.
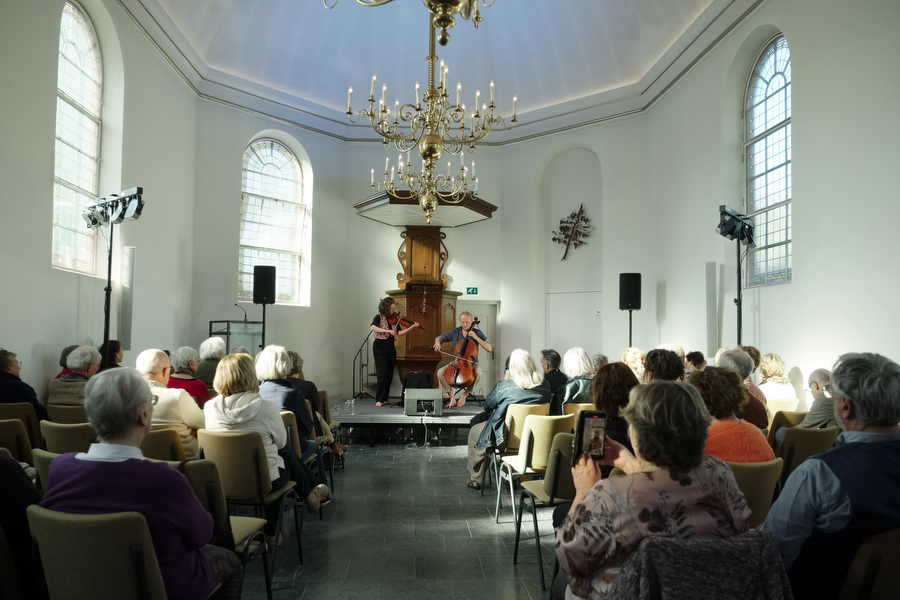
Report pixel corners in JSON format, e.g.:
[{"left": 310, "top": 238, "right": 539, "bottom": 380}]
[
  {"left": 53, "top": 1, "right": 102, "bottom": 274},
  {"left": 238, "top": 139, "right": 311, "bottom": 305},
  {"left": 745, "top": 35, "right": 791, "bottom": 287}
]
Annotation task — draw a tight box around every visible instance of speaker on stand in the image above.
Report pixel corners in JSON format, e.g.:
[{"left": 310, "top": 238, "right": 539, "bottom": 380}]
[
  {"left": 253, "top": 265, "right": 276, "bottom": 350},
  {"left": 619, "top": 273, "right": 641, "bottom": 347}
]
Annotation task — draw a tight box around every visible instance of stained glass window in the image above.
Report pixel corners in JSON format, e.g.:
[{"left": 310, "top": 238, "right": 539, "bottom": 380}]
[
  {"left": 238, "top": 140, "right": 310, "bottom": 305},
  {"left": 745, "top": 36, "right": 791, "bottom": 287},
  {"left": 53, "top": 2, "right": 102, "bottom": 273}
]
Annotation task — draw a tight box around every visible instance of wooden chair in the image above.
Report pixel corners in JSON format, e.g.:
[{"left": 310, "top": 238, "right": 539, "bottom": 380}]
[
  {"left": 46, "top": 403, "right": 88, "bottom": 424},
  {"left": 496, "top": 413, "right": 575, "bottom": 523},
  {"left": 27, "top": 506, "right": 169, "bottom": 600},
  {"left": 40, "top": 421, "right": 97, "bottom": 454},
  {"left": 140, "top": 428, "right": 186, "bottom": 461},
  {"left": 563, "top": 402, "right": 595, "bottom": 425},
  {"left": 766, "top": 398, "right": 801, "bottom": 425},
  {"left": 725, "top": 458, "right": 784, "bottom": 528},
  {"left": 778, "top": 426, "right": 841, "bottom": 485},
  {"left": 197, "top": 429, "right": 303, "bottom": 577},
  {"left": 0, "top": 419, "right": 33, "bottom": 466},
  {"left": 175, "top": 459, "right": 270, "bottom": 600},
  {"left": 31, "top": 449, "right": 59, "bottom": 492},
  {"left": 0, "top": 402, "right": 41, "bottom": 450},
  {"left": 766, "top": 410, "right": 807, "bottom": 449},
  {"left": 513, "top": 432, "right": 576, "bottom": 590},
  {"left": 483, "top": 402, "right": 551, "bottom": 495},
  {"left": 837, "top": 528, "right": 900, "bottom": 600}
]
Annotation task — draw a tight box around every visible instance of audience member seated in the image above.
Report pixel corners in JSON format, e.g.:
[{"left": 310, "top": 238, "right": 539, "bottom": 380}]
[
  {"left": 776, "top": 368, "right": 837, "bottom": 447},
  {"left": 204, "top": 353, "right": 329, "bottom": 525},
  {"left": 737, "top": 344, "right": 767, "bottom": 403},
  {"left": 136, "top": 349, "right": 206, "bottom": 460},
  {"left": 591, "top": 352, "right": 608, "bottom": 373},
  {"left": 643, "top": 348, "right": 684, "bottom": 382},
  {"left": 195, "top": 337, "right": 226, "bottom": 388},
  {"left": 592, "top": 362, "right": 638, "bottom": 473},
  {"left": 285, "top": 351, "right": 347, "bottom": 456},
  {"left": 717, "top": 348, "right": 769, "bottom": 429},
  {"left": 0, "top": 454, "right": 43, "bottom": 599},
  {"left": 621, "top": 347, "right": 645, "bottom": 382},
  {"left": 0, "top": 348, "right": 48, "bottom": 421},
  {"left": 47, "top": 346, "right": 101, "bottom": 405},
  {"left": 540, "top": 349, "right": 567, "bottom": 394},
  {"left": 689, "top": 367, "right": 775, "bottom": 462},
  {"left": 553, "top": 347, "right": 594, "bottom": 413},
  {"left": 685, "top": 350, "right": 706, "bottom": 375},
  {"left": 167, "top": 346, "right": 211, "bottom": 406},
  {"left": 40, "top": 368, "right": 242, "bottom": 600},
  {"left": 760, "top": 352, "right": 900, "bottom": 600},
  {"left": 54, "top": 344, "right": 78, "bottom": 379},
  {"left": 231, "top": 346, "right": 251, "bottom": 356},
  {"left": 465, "top": 349, "right": 551, "bottom": 489},
  {"left": 256, "top": 345, "right": 327, "bottom": 486},
  {"left": 759, "top": 352, "right": 800, "bottom": 408},
  {"left": 555, "top": 381, "right": 750, "bottom": 599},
  {"left": 97, "top": 339, "right": 123, "bottom": 372}
]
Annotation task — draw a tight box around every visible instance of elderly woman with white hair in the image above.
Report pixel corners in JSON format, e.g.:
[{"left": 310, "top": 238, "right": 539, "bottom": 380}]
[
  {"left": 552, "top": 347, "right": 595, "bottom": 414},
  {"left": 167, "top": 346, "right": 211, "bottom": 406},
  {"left": 40, "top": 368, "right": 243, "bottom": 600},
  {"left": 47, "top": 345, "right": 102, "bottom": 405},
  {"left": 195, "top": 337, "right": 227, "bottom": 388},
  {"left": 465, "top": 349, "right": 551, "bottom": 489}
]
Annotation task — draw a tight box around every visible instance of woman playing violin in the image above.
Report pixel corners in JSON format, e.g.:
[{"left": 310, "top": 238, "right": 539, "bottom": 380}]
[
  {"left": 433, "top": 311, "right": 492, "bottom": 407},
  {"left": 370, "top": 297, "right": 420, "bottom": 407}
]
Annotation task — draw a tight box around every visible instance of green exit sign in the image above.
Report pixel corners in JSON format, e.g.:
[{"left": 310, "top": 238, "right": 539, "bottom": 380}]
[{"left": 466, "top": 287, "right": 478, "bottom": 295}]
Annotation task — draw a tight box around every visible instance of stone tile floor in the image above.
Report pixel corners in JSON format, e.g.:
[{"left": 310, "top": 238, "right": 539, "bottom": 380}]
[{"left": 238, "top": 429, "right": 559, "bottom": 600}]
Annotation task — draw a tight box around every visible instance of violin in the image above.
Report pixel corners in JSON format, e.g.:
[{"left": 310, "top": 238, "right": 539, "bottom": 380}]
[
  {"left": 387, "top": 311, "right": 421, "bottom": 329},
  {"left": 442, "top": 317, "right": 481, "bottom": 390}
]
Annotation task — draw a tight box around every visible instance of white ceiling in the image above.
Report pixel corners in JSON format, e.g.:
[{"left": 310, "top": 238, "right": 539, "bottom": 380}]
[{"left": 123, "top": 0, "right": 756, "bottom": 140}]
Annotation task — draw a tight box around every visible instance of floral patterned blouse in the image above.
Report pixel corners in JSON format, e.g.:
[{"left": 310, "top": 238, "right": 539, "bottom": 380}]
[{"left": 555, "top": 455, "right": 751, "bottom": 599}]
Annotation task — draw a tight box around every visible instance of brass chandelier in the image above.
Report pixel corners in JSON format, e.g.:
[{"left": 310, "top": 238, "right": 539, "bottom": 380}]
[{"left": 344, "top": 17, "right": 517, "bottom": 223}]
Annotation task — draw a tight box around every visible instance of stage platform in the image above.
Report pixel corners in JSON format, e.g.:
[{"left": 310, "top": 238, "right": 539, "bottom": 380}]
[{"left": 331, "top": 396, "right": 483, "bottom": 442}]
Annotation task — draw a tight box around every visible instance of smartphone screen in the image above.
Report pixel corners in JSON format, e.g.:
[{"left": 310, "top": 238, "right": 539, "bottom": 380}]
[{"left": 573, "top": 410, "right": 607, "bottom": 465}]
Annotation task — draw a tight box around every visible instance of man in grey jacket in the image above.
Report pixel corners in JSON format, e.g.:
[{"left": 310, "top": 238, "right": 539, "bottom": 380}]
[{"left": 775, "top": 368, "right": 836, "bottom": 446}]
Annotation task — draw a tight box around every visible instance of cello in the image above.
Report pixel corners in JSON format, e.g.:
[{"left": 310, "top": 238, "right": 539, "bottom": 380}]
[{"left": 442, "top": 317, "right": 481, "bottom": 390}]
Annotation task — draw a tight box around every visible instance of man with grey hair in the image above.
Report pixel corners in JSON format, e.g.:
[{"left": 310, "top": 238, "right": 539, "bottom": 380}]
[
  {"left": 717, "top": 348, "right": 768, "bottom": 429},
  {"left": 167, "top": 346, "right": 211, "bottom": 405},
  {"left": 136, "top": 349, "right": 206, "bottom": 459},
  {"left": 0, "top": 348, "right": 47, "bottom": 421},
  {"left": 761, "top": 353, "right": 900, "bottom": 600},
  {"left": 540, "top": 349, "right": 567, "bottom": 394},
  {"left": 775, "top": 368, "right": 836, "bottom": 446},
  {"left": 195, "top": 337, "right": 226, "bottom": 388},
  {"left": 591, "top": 352, "right": 609, "bottom": 373},
  {"left": 47, "top": 346, "right": 102, "bottom": 406}
]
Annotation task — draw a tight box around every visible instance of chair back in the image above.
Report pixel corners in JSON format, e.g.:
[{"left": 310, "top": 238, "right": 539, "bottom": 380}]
[
  {"left": 197, "top": 429, "right": 272, "bottom": 502},
  {"left": 318, "top": 390, "right": 332, "bottom": 424},
  {"left": 725, "top": 458, "right": 784, "bottom": 528},
  {"left": 766, "top": 410, "right": 808, "bottom": 448},
  {"left": 0, "top": 402, "right": 41, "bottom": 450},
  {"left": 46, "top": 403, "right": 88, "bottom": 424},
  {"left": 306, "top": 399, "right": 325, "bottom": 438},
  {"left": 40, "top": 421, "right": 97, "bottom": 454},
  {"left": 31, "top": 449, "right": 60, "bottom": 492},
  {"left": 280, "top": 411, "right": 304, "bottom": 459},
  {"left": 504, "top": 403, "right": 551, "bottom": 451},
  {"left": 563, "top": 402, "right": 595, "bottom": 425},
  {"left": 542, "top": 432, "right": 576, "bottom": 502},
  {"left": 767, "top": 398, "right": 800, "bottom": 417},
  {"left": 837, "top": 528, "right": 900, "bottom": 600},
  {"left": 0, "top": 447, "right": 11, "bottom": 459},
  {"left": 521, "top": 414, "right": 575, "bottom": 471},
  {"left": 26, "top": 505, "right": 168, "bottom": 600},
  {"left": 778, "top": 426, "right": 841, "bottom": 483},
  {"left": 0, "top": 419, "right": 33, "bottom": 466},
  {"left": 175, "top": 459, "right": 234, "bottom": 548},
  {"left": 141, "top": 428, "right": 186, "bottom": 461}
]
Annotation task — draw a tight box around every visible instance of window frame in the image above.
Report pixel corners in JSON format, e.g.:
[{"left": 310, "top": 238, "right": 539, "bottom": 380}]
[{"left": 743, "top": 34, "right": 792, "bottom": 289}]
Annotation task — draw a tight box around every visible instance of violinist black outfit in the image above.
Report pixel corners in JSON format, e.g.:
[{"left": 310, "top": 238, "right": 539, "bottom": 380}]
[{"left": 371, "top": 314, "right": 396, "bottom": 406}]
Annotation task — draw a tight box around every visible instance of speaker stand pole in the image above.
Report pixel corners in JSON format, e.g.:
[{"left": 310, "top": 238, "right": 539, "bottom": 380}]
[
  {"left": 260, "top": 303, "right": 268, "bottom": 350},
  {"left": 101, "top": 213, "right": 115, "bottom": 370},
  {"left": 735, "top": 241, "right": 743, "bottom": 346},
  {"left": 628, "top": 309, "right": 634, "bottom": 348}
]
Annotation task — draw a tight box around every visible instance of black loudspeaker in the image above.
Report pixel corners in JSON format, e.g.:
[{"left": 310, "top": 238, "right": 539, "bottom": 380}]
[
  {"left": 619, "top": 273, "right": 641, "bottom": 310},
  {"left": 253, "top": 266, "right": 276, "bottom": 305}
]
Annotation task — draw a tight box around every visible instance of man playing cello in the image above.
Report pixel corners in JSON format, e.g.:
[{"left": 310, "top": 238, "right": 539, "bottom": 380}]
[{"left": 432, "top": 312, "right": 493, "bottom": 407}]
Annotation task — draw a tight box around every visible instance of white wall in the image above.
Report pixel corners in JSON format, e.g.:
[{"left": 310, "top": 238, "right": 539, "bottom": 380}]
[{"left": 3, "top": 0, "right": 899, "bottom": 401}]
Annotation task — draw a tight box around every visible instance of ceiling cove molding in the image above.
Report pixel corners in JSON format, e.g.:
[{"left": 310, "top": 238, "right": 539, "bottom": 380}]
[{"left": 116, "top": 0, "right": 764, "bottom": 146}]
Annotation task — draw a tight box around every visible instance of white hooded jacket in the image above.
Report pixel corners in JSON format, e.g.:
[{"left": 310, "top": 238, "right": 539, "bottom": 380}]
[{"left": 203, "top": 391, "right": 286, "bottom": 481}]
